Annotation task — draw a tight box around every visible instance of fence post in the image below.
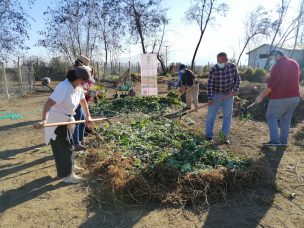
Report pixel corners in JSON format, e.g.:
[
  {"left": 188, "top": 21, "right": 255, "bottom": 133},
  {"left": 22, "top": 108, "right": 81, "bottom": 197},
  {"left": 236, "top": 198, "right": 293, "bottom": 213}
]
[
  {"left": 17, "top": 57, "right": 24, "bottom": 96},
  {"left": 28, "top": 63, "right": 33, "bottom": 92},
  {"left": 103, "top": 62, "right": 106, "bottom": 80},
  {"left": 96, "top": 62, "right": 99, "bottom": 80},
  {"left": 128, "top": 61, "right": 131, "bottom": 81},
  {"left": 119, "top": 62, "right": 121, "bottom": 76},
  {"left": 2, "top": 62, "right": 9, "bottom": 99},
  {"left": 110, "top": 62, "right": 113, "bottom": 79},
  {"left": 31, "top": 63, "right": 35, "bottom": 91}
]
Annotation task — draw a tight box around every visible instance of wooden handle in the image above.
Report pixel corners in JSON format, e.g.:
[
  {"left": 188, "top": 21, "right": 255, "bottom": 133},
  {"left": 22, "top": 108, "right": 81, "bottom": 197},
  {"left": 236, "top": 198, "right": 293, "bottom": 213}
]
[{"left": 34, "top": 118, "right": 107, "bottom": 128}]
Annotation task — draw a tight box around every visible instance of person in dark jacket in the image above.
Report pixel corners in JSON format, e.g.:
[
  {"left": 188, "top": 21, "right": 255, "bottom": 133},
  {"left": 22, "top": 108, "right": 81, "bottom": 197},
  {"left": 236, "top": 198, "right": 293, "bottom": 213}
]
[{"left": 180, "top": 64, "right": 199, "bottom": 111}]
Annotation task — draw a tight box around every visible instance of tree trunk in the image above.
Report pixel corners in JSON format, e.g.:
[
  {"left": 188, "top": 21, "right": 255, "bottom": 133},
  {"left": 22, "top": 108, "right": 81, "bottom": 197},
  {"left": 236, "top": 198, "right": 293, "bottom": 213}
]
[
  {"left": 157, "top": 54, "right": 166, "bottom": 75},
  {"left": 191, "top": 0, "right": 213, "bottom": 70},
  {"left": 237, "top": 34, "right": 255, "bottom": 66},
  {"left": 264, "top": 0, "right": 288, "bottom": 69}
]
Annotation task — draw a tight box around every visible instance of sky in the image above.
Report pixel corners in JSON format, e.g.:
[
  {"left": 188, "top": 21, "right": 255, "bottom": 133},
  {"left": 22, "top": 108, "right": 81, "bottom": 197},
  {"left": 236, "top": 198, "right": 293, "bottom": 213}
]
[{"left": 21, "top": 0, "right": 299, "bottom": 66}]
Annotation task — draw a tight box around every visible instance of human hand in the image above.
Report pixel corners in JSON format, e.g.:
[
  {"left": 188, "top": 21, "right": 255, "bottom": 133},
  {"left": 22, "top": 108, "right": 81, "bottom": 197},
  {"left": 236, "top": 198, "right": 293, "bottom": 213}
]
[
  {"left": 85, "top": 115, "right": 92, "bottom": 125},
  {"left": 208, "top": 99, "right": 213, "bottom": 106},
  {"left": 255, "top": 95, "right": 264, "bottom": 104},
  {"left": 33, "top": 120, "right": 46, "bottom": 129}
]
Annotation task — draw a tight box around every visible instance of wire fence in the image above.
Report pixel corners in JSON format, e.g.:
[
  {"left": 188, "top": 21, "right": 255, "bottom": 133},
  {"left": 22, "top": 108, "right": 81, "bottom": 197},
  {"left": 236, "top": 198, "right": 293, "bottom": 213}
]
[
  {"left": 0, "top": 59, "right": 35, "bottom": 99},
  {"left": 0, "top": 57, "right": 247, "bottom": 99},
  {"left": 0, "top": 59, "right": 144, "bottom": 99}
]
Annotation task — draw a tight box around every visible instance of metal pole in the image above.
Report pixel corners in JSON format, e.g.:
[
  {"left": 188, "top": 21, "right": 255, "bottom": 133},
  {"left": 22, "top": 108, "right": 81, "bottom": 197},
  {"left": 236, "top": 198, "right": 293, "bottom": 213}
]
[{"left": 2, "top": 62, "right": 9, "bottom": 99}]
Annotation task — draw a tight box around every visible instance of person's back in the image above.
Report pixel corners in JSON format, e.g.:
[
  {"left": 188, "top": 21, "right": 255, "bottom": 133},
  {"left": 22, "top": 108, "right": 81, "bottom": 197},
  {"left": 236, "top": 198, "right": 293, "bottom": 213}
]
[
  {"left": 268, "top": 56, "right": 300, "bottom": 99},
  {"left": 182, "top": 69, "right": 196, "bottom": 86}
]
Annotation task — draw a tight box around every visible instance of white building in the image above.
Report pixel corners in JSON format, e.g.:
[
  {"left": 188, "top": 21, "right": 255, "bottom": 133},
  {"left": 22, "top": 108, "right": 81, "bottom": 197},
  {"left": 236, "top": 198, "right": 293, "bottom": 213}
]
[{"left": 247, "top": 44, "right": 304, "bottom": 68}]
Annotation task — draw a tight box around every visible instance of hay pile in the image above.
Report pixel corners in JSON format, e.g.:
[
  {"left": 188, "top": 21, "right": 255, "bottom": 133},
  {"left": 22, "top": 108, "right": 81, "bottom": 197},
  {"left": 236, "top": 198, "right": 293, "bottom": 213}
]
[{"left": 84, "top": 115, "right": 268, "bottom": 207}]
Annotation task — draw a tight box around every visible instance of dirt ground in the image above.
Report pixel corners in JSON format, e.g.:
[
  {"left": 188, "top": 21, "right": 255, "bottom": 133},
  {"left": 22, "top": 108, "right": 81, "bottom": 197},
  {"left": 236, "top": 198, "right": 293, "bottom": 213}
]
[{"left": 0, "top": 82, "right": 304, "bottom": 228}]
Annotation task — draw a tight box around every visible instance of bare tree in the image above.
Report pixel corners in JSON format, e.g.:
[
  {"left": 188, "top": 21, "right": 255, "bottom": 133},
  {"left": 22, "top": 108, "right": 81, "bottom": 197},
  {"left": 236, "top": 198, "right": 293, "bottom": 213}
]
[
  {"left": 236, "top": 6, "right": 271, "bottom": 65},
  {"left": 0, "top": 0, "right": 32, "bottom": 60},
  {"left": 39, "top": 0, "right": 124, "bottom": 62},
  {"left": 185, "top": 0, "right": 228, "bottom": 70},
  {"left": 122, "top": 0, "right": 168, "bottom": 54},
  {"left": 151, "top": 23, "right": 168, "bottom": 74},
  {"left": 97, "top": 0, "right": 125, "bottom": 64},
  {"left": 263, "top": 0, "right": 290, "bottom": 69}
]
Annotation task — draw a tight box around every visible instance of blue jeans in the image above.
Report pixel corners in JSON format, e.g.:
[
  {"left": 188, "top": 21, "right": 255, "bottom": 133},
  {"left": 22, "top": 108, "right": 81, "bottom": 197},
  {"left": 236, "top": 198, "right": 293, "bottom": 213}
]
[
  {"left": 266, "top": 97, "right": 300, "bottom": 144},
  {"left": 205, "top": 93, "right": 233, "bottom": 139},
  {"left": 73, "top": 105, "right": 85, "bottom": 145}
]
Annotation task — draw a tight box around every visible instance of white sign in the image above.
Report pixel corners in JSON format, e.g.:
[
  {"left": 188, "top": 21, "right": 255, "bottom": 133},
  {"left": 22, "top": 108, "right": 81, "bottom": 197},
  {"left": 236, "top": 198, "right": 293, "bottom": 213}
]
[{"left": 140, "top": 54, "right": 158, "bottom": 96}]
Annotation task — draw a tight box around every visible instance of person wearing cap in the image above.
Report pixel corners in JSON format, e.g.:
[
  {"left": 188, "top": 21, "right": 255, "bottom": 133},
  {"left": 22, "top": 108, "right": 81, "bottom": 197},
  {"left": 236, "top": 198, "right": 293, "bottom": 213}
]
[
  {"left": 72, "top": 55, "right": 96, "bottom": 151},
  {"left": 36, "top": 66, "right": 94, "bottom": 184},
  {"left": 75, "top": 55, "right": 90, "bottom": 66},
  {"left": 255, "top": 49, "right": 300, "bottom": 147},
  {"left": 205, "top": 52, "right": 240, "bottom": 144},
  {"left": 180, "top": 64, "right": 199, "bottom": 111},
  {"left": 73, "top": 65, "right": 95, "bottom": 151}
]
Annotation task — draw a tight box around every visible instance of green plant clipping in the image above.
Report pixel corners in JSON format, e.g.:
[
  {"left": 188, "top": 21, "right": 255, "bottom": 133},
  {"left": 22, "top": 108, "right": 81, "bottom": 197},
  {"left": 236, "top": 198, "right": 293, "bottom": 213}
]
[
  {"left": 90, "top": 94, "right": 184, "bottom": 117},
  {"left": 93, "top": 115, "right": 249, "bottom": 174}
]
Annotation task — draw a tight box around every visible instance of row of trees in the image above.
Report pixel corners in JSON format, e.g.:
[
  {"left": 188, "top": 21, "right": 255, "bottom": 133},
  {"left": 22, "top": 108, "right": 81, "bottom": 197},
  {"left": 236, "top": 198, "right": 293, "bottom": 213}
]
[{"left": 1, "top": 0, "right": 304, "bottom": 73}]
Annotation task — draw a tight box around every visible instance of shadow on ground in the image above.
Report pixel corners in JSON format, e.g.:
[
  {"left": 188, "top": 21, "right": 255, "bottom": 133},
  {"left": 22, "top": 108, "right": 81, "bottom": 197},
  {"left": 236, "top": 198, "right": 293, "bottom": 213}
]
[
  {"left": 0, "top": 144, "right": 45, "bottom": 160},
  {"left": 0, "top": 176, "right": 66, "bottom": 213},
  {"left": 202, "top": 147, "right": 286, "bottom": 228},
  {"left": 0, "top": 120, "right": 38, "bottom": 132}
]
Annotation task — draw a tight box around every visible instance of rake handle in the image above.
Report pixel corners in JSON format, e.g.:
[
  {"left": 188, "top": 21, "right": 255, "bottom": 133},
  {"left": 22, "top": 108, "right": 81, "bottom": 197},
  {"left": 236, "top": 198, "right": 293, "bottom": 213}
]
[{"left": 33, "top": 118, "right": 107, "bottom": 128}]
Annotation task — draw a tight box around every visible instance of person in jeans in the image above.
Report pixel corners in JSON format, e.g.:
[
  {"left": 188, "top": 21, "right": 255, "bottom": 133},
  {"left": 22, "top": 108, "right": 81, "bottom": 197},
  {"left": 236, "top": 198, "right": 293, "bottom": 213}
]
[
  {"left": 205, "top": 52, "right": 240, "bottom": 144},
  {"left": 256, "top": 49, "right": 300, "bottom": 146},
  {"left": 72, "top": 56, "right": 95, "bottom": 151},
  {"left": 180, "top": 64, "right": 199, "bottom": 111}
]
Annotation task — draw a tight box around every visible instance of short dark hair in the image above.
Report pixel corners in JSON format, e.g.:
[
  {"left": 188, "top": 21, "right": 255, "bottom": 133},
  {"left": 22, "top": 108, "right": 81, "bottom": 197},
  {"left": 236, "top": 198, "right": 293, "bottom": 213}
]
[
  {"left": 180, "top": 64, "right": 186, "bottom": 70},
  {"left": 66, "top": 69, "right": 77, "bottom": 82},
  {"left": 217, "top": 52, "right": 227, "bottom": 58}
]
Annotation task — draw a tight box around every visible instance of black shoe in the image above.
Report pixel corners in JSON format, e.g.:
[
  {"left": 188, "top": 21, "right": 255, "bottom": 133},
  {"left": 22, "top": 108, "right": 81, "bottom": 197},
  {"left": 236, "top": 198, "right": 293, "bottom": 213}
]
[
  {"left": 223, "top": 139, "right": 230, "bottom": 145},
  {"left": 206, "top": 137, "right": 214, "bottom": 143},
  {"left": 74, "top": 144, "right": 87, "bottom": 152}
]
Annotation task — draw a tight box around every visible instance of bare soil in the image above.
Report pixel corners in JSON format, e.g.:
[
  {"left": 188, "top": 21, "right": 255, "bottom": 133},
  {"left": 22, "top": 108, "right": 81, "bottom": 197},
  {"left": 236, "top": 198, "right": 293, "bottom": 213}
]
[{"left": 0, "top": 82, "right": 304, "bottom": 228}]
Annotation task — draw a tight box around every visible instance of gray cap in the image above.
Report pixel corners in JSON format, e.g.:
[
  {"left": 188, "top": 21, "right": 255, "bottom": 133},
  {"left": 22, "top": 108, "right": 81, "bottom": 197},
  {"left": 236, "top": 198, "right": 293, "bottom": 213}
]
[
  {"left": 269, "top": 49, "right": 284, "bottom": 57},
  {"left": 74, "top": 66, "right": 95, "bottom": 83}
]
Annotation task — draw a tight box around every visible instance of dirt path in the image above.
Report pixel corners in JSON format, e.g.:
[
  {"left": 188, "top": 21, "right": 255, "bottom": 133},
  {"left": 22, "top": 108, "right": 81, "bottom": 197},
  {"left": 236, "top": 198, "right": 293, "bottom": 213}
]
[{"left": 0, "top": 91, "right": 304, "bottom": 227}]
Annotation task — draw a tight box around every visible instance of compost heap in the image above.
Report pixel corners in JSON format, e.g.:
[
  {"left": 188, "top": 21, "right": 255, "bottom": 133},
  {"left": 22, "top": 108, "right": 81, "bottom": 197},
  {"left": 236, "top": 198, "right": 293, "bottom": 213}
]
[
  {"left": 89, "top": 90, "right": 183, "bottom": 117},
  {"left": 84, "top": 93, "right": 268, "bottom": 207}
]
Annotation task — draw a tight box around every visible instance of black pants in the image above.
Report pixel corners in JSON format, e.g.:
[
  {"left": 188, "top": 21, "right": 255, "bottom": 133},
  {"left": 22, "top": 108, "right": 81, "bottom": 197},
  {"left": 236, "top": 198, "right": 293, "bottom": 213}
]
[{"left": 50, "top": 126, "right": 74, "bottom": 178}]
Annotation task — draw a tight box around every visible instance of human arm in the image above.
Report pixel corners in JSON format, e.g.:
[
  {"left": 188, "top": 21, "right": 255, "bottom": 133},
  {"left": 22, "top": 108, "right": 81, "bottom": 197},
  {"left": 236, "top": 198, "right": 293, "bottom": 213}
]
[
  {"left": 256, "top": 87, "right": 271, "bottom": 104},
  {"left": 207, "top": 69, "right": 215, "bottom": 103},
  {"left": 232, "top": 65, "right": 241, "bottom": 95},
  {"left": 34, "top": 98, "right": 56, "bottom": 128},
  {"left": 80, "top": 98, "right": 92, "bottom": 124}
]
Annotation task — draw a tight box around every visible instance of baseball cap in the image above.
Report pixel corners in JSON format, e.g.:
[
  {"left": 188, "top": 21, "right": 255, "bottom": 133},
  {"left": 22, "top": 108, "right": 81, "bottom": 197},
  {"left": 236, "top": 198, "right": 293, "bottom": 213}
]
[{"left": 269, "top": 49, "right": 285, "bottom": 57}]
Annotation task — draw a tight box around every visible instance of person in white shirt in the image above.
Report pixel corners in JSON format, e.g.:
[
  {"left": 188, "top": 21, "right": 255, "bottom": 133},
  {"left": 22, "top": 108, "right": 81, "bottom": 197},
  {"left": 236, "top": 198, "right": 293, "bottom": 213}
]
[{"left": 37, "top": 66, "right": 94, "bottom": 184}]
